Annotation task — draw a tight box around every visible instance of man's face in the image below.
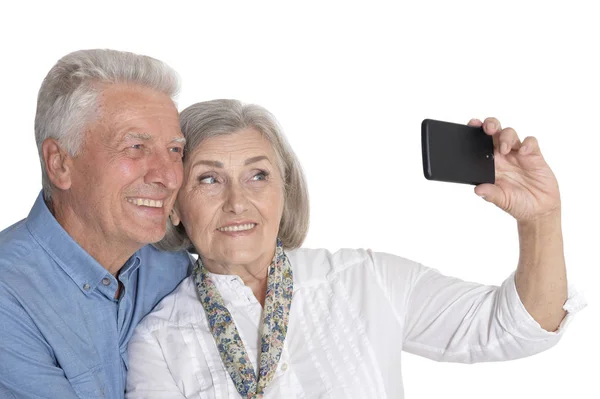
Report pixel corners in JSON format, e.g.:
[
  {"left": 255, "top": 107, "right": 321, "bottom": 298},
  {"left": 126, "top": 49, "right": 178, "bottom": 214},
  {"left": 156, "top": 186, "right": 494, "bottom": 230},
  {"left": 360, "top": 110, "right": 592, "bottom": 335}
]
[{"left": 65, "top": 84, "right": 184, "bottom": 250}]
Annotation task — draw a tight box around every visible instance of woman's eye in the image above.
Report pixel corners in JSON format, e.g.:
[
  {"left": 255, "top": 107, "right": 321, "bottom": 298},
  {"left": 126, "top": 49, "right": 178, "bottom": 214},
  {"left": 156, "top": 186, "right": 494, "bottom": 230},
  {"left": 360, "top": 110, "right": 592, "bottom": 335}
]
[
  {"left": 251, "top": 171, "right": 268, "bottom": 181},
  {"left": 199, "top": 176, "right": 217, "bottom": 184}
]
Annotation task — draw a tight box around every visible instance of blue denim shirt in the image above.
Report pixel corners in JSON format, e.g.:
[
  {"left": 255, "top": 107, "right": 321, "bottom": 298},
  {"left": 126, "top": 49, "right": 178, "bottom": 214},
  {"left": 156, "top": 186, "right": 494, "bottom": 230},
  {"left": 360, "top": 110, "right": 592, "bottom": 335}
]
[{"left": 0, "top": 192, "right": 192, "bottom": 398}]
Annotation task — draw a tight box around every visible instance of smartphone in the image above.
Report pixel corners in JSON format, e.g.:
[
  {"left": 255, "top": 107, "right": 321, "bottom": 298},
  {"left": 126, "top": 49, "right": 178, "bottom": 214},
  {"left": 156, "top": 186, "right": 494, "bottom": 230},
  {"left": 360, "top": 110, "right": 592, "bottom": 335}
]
[{"left": 421, "top": 119, "right": 495, "bottom": 185}]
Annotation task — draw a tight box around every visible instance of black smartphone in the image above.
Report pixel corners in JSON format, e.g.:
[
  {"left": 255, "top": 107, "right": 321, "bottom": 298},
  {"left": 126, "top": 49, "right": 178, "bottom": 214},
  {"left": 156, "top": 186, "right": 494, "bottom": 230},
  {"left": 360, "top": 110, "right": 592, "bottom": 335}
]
[{"left": 421, "top": 119, "right": 495, "bottom": 185}]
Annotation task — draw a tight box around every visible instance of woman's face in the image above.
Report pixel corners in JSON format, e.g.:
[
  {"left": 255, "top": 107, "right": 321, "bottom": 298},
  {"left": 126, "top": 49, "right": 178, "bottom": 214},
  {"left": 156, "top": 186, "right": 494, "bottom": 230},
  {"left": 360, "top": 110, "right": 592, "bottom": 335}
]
[{"left": 173, "top": 128, "right": 285, "bottom": 269}]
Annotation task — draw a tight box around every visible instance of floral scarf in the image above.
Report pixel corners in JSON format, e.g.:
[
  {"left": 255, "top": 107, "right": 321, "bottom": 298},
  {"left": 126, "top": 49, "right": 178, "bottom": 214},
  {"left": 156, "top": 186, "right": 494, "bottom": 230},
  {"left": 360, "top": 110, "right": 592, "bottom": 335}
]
[{"left": 193, "top": 239, "right": 293, "bottom": 399}]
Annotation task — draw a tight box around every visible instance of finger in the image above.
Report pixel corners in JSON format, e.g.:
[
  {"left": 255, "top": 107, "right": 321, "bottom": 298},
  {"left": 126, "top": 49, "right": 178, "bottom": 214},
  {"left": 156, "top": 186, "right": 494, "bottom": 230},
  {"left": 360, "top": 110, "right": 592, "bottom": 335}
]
[
  {"left": 467, "top": 118, "right": 483, "bottom": 127},
  {"left": 498, "top": 127, "right": 522, "bottom": 155},
  {"left": 519, "top": 136, "right": 542, "bottom": 156},
  {"left": 483, "top": 117, "right": 502, "bottom": 148},
  {"left": 483, "top": 117, "right": 502, "bottom": 136},
  {"left": 474, "top": 183, "right": 506, "bottom": 209}
]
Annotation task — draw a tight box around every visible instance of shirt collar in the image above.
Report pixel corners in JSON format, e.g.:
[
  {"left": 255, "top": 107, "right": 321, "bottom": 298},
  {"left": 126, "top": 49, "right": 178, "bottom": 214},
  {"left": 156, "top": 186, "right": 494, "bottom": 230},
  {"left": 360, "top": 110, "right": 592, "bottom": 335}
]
[{"left": 25, "top": 191, "right": 141, "bottom": 295}]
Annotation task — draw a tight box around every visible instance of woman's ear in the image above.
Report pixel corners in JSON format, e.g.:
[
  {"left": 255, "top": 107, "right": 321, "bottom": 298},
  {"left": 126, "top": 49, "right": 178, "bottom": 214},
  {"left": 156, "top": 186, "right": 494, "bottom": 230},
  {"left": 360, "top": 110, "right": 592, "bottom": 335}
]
[
  {"left": 170, "top": 206, "right": 182, "bottom": 226},
  {"left": 42, "top": 138, "right": 72, "bottom": 191}
]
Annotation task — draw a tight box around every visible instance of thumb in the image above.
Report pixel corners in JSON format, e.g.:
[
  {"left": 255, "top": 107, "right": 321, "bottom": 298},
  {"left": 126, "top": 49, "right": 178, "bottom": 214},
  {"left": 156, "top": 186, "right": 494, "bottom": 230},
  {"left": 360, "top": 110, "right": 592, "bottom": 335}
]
[{"left": 474, "top": 183, "right": 506, "bottom": 209}]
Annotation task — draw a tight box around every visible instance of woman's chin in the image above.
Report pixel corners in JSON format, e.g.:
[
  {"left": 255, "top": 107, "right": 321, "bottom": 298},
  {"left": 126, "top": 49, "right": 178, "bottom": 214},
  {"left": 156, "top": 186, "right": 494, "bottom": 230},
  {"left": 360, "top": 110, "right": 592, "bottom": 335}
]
[{"left": 217, "top": 246, "right": 274, "bottom": 267}]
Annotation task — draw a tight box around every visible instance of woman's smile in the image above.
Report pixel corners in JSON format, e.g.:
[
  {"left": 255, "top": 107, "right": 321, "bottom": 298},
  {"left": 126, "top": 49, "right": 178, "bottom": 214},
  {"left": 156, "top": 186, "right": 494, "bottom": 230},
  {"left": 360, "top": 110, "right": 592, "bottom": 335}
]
[{"left": 216, "top": 222, "right": 258, "bottom": 235}]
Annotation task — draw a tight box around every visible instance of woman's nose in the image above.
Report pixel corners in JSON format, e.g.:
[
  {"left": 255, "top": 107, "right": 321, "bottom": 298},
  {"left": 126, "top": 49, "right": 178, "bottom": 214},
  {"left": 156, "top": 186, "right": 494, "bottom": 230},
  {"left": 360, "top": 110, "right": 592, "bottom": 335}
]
[{"left": 222, "top": 183, "right": 249, "bottom": 215}]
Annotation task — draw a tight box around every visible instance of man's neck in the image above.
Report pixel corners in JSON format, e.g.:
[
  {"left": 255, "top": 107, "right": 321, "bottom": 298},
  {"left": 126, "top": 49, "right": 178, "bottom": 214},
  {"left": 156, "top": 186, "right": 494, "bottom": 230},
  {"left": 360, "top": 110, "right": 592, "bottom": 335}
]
[{"left": 49, "top": 199, "right": 139, "bottom": 276}]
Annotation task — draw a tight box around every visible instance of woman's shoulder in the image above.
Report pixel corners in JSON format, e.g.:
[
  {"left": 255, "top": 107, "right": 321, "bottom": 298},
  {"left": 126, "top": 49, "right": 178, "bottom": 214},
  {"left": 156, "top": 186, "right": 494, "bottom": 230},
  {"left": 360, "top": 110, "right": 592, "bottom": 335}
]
[
  {"left": 287, "top": 247, "right": 426, "bottom": 285},
  {"left": 287, "top": 247, "right": 371, "bottom": 270},
  {"left": 133, "top": 276, "right": 200, "bottom": 335}
]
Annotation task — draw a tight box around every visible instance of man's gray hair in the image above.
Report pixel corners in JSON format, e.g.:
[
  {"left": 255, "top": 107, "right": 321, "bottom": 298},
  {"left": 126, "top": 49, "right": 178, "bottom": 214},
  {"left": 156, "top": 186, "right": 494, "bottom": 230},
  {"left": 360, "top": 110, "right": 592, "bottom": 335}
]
[
  {"left": 35, "top": 49, "right": 180, "bottom": 200},
  {"left": 156, "top": 99, "right": 310, "bottom": 252}
]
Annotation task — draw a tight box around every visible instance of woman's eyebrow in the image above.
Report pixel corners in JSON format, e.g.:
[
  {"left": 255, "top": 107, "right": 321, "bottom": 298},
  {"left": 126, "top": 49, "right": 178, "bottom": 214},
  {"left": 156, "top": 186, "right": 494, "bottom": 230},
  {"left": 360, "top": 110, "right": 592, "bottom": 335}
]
[
  {"left": 244, "top": 155, "right": 269, "bottom": 166},
  {"left": 190, "top": 156, "right": 269, "bottom": 169},
  {"left": 191, "top": 160, "right": 224, "bottom": 169}
]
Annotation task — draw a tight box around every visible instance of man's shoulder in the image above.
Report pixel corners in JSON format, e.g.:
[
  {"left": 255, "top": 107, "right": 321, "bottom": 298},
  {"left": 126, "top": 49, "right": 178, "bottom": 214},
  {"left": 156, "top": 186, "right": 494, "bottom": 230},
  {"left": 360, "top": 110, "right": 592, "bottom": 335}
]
[
  {"left": 137, "top": 245, "right": 192, "bottom": 273},
  {"left": 0, "top": 219, "right": 55, "bottom": 311},
  {"left": 0, "top": 218, "right": 37, "bottom": 273},
  {"left": 138, "top": 244, "right": 191, "bottom": 260},
  {"left": 133, "top": 246, "right": 193, "bottom": 302}
]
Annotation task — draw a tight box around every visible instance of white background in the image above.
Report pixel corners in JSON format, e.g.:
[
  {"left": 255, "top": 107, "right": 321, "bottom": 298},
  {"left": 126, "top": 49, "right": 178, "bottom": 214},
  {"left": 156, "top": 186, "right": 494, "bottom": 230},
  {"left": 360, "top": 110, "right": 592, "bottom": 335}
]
[{"left": 0, "top": 1, "right": 597, "bottom": 398}]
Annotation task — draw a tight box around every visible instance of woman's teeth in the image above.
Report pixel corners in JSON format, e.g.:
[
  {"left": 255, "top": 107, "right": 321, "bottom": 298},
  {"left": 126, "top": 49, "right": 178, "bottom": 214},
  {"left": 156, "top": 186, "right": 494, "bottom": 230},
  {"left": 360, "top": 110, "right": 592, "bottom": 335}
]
[{"left": 218, "top": 223, "right": 256, "bottom": 232}]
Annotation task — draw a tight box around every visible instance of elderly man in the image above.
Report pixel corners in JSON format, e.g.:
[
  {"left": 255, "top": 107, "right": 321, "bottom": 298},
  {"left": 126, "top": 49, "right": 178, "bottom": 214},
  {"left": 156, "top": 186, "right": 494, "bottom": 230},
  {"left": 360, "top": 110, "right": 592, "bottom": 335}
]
[{"left": 0, "top": 49, "right": 192, "bottom": 398}]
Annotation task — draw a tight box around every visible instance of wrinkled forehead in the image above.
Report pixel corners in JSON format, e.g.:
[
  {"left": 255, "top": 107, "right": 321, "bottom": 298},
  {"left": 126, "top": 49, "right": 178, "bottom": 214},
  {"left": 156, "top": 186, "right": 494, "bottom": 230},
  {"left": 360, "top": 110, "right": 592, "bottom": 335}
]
[
  {"left": 92, "top": 84, "right": 180, "bottom": 136},
  {"left": 97, "top": 83, "right": 178, "bottom": 120},
  {"left": 184, "top": 129, "right": 285, "bottom": 174}
]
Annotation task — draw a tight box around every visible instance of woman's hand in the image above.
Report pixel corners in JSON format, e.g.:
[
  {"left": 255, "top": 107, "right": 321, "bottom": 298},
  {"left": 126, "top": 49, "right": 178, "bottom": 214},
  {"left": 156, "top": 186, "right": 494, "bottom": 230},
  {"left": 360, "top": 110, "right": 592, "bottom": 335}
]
[
  {"left": 470, "top": 117, "right": 569, "bottom": 332},
  {"left": 468, "top": 117, "right": 561, "bottom": 222}
]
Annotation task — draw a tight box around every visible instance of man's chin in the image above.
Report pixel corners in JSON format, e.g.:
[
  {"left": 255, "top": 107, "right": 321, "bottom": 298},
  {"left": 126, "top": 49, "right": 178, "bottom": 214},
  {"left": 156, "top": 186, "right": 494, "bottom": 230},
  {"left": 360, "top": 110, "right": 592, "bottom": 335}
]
[{"left": 129, "top": 225, "right": 167, "bottom": 246}]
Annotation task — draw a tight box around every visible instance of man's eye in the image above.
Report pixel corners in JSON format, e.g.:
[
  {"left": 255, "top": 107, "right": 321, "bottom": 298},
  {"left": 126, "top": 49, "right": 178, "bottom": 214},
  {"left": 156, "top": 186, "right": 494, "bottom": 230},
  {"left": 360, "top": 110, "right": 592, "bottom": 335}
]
[
  {"left": 170, "top": 147, "right": 184, "bottom": 158},
  {"left": 130, "top": 144, "right": 143, "bottom": 150},
  {"left": 199, "top": 176, "right": 217, "bottom": 184}
]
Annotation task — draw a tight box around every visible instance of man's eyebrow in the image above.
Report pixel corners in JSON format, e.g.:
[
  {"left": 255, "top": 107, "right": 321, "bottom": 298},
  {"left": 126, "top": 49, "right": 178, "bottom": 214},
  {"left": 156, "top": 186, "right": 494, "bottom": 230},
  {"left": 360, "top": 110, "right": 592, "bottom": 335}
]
[
  {"left": 123, "top": 132, "right": 152, "bottom": 141},
  {"left": 122, "top": 133, "right": 186, "bottom": 146},
  {"left": 244, "top": 155, "right": 269, "bottom": 166}
]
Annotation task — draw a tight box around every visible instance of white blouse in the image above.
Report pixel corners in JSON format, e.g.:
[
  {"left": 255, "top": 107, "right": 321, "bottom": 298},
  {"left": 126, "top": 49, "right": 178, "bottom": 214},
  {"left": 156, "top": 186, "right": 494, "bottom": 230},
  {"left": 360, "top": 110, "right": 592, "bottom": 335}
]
[{"left": 126, "top": 248, "right": 583, "bottom": 399}]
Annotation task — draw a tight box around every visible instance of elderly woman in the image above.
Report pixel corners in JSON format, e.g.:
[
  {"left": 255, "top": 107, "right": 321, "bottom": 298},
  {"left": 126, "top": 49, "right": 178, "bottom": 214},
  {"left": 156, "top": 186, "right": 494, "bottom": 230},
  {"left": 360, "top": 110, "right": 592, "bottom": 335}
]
[{"left": 126, "top": 99, "right": 582, "bottom": 398}]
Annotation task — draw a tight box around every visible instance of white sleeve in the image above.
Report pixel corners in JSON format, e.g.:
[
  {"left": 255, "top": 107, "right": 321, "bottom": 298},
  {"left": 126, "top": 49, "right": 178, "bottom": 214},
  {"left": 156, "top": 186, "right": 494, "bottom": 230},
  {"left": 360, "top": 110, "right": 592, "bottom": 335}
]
[
  {"left": 125, "top": 326, "right": 187, "bottom": 399},
  {"left": 367, "top": 250, "right": 585, "bottom": 363}
]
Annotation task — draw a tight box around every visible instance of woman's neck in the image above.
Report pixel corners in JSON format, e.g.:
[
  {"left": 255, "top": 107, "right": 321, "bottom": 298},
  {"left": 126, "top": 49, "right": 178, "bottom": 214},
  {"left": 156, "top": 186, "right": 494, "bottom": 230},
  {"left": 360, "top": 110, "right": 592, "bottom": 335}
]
[{"left": 202, "top": 254, "right": 273, "bottom": 307}]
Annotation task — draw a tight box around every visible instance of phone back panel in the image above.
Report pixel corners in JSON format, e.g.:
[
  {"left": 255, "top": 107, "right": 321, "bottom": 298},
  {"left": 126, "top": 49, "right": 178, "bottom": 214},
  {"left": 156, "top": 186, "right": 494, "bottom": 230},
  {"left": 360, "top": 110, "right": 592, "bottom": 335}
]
[{"left": 421, "top": 119, "right": 495, "bottom": 185}]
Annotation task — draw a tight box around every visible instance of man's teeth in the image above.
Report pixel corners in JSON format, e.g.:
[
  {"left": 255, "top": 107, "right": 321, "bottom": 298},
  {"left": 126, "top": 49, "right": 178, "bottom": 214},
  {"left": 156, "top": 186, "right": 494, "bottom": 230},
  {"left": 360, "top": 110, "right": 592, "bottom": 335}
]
[
  {"left": 127, "top": 198, "right": 164, "bottom": 208},
  {"left": 218, "top": 223, "right": 256, "bottom": 232}
]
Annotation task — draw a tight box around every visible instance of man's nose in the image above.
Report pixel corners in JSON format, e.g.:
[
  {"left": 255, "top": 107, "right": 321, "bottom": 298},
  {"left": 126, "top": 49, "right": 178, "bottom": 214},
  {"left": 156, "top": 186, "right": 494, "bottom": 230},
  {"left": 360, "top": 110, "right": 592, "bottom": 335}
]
[{"left": 144, "top": 149, "right": 181, "bottom": 190}]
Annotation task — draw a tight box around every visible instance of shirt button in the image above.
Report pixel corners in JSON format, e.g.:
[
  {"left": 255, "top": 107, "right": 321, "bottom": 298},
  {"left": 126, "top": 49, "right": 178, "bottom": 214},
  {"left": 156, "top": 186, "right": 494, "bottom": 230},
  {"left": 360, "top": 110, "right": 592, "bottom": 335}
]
[
  {"left": 281, "top": 363, "right": 288, "bottom": 371},
  {"left": 83, "top": 283, "right": 91, "bottom": 291},
  {"left": 102, "top": 277, "right": 111, "bottom": 286}
]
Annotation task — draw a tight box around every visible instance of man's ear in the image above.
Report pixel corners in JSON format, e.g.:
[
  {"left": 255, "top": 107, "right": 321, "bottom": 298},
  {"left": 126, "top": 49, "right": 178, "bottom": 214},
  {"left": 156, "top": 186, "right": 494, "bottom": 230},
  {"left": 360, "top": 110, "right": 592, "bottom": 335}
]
[
  {"left": 170, "top": 206, "right": 181, "bottom": 226},
  {"left": 42, "top": 138, "right": 72, "bottom": 191}
]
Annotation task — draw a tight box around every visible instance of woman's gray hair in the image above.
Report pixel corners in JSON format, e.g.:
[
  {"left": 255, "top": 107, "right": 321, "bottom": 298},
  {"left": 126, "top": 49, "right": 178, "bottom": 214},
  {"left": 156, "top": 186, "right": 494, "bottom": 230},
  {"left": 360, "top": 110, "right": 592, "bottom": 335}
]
[
  {"left": 35, "top": 49, "right": 180, "bottom": 201},
  {"left": 156, "top": 99, "right": 309, "bottom": 252}
]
